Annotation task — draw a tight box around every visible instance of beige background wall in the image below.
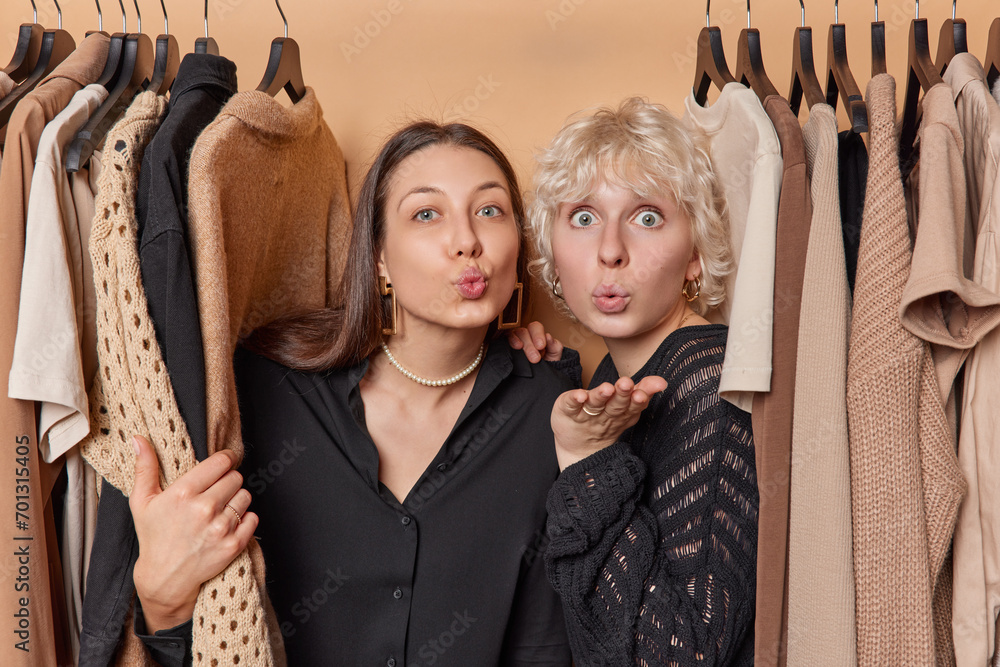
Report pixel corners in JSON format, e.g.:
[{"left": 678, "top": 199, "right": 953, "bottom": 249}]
[{"left": 3, "top": 0, "right": 997, "bottom": 377}]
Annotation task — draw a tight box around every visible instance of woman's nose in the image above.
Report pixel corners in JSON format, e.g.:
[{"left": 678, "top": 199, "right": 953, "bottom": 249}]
[
  {"left": 451, "top": 212, "right": 482, "bottom": 258},
  {"left": 597, "top": 222, "right": 628, "bottom": 268}
]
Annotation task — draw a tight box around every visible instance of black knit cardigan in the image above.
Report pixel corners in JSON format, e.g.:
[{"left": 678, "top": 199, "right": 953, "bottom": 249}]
[{"left": 545, "top": 324, "right": 758, "bottom": 666}]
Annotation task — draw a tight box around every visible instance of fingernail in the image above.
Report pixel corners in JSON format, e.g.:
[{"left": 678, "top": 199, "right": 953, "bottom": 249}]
[{"left": 132, "top": 435, "right": 141, "bottom": 456}]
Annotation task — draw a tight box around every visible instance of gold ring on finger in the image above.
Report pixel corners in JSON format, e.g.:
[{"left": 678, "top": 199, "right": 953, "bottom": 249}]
[{"left": 225, "top": 503, "right": 242, "bottom": 525}]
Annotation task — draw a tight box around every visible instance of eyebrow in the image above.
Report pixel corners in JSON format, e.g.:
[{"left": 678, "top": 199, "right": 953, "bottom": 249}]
[
  {"left": 572, "top": 191, "right": 645, "bottom": 206},
  {"left": 397, "top": 181, "right": 509, "bottom": 212}
]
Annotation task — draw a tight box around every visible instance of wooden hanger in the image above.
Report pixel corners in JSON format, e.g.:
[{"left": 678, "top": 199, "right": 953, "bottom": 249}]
[
  {"left": 735, "top": 0, "right": 780, "bottom": 102},
  {"left": 0, "top": 0, "right": 75, "bottom": 130},
  {"left": 935, "top": 0, "right": 967, "bottom": 73},
  {"left": 692, "top": 0, "right": 736, "bottom": 105},
  {"left": 194, "top": 0, "right": 219, "bottom": 55},
  {"left": 2, "top": 3, "right": 43, "bottom": 83},
  {"left": 146, "top": 0, "right": 179, "bottom": 94},
  {"left": 900, "top": 0, "right": 944, "bottom": 165},
  {"left": 66, "top": 0, "right": 153, "bottom": 172},
  {"left": 986, "top": 17, "right": 1000, "bottom": 90},
  {"left": 256, "top": 0, "right": 305, "bottom": 103},
  {"left": 872, "top": 0, "right": 887, "bottom": 76},
  {"left": 789, "top": 0, "right": 826, "bottom": 116},
  {"left": 826, "top": 0, "right": 868, "bottom": 133}
]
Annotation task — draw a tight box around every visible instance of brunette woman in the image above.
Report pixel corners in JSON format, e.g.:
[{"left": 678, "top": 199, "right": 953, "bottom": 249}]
[{"left": 129, "top": 122, "right": 573, "bottom": 666}]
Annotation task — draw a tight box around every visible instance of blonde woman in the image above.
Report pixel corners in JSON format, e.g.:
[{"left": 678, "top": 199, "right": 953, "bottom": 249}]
[{"left": 521, "top": 97, "right": 758, "bottom": 665}]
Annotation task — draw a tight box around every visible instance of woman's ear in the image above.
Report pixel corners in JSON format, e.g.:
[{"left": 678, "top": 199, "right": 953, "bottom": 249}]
[
  {"left": 686, "top": 248, "right": 702, "bottom": 281},
  {"left": 377, "top": 250, "right": 390, "bottom": 284}
]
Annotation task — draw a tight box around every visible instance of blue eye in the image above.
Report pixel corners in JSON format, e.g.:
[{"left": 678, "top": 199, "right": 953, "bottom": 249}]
[
  {"left": 478, "top": 205, "right": 501, "bottom": 218},
  {"left": 415, "top": 209, "right": 440, "bottom": 222},
  {"left": 570, "top": 210, "right": 596, "bottom": 227},
  {"left": 635, "top": 210, "right": 663, "bottom": 228}
]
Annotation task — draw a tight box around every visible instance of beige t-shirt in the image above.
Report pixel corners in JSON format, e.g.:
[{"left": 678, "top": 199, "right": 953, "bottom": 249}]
[
  {"left": 683, "top": 83, "right": 782, "bottom": 412},
  {"left": 9, "top": 83, "right": 107, "bottom": 462},
  {"left": 942, "top": 52, "right": 1000, "bottom": 667}
]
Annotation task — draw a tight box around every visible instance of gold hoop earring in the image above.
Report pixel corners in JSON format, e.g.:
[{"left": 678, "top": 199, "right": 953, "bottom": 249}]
[
  {"left": 498, "top": 282, "right": 523, "bottom": 330},
  {"left": 681, "top": 276, "right": 701, "bottom": 302},
  {"left": 551, "top": 277, "right": 564, "bottom": 299},
  {"left": 379, "top": 276, "right": 398, "bottom": 335}
]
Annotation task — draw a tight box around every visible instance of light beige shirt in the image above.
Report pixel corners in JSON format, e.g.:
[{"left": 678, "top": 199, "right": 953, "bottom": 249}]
[
  {"left": 942, "top": 52, "right": 1000, "bottom": 667},
  {"left": 9, "top": 83, "right": 107, "bottom": 462},
  {"left": 684, "top": 83, "right": 782, "bottom": 412},
  {"left": 787, "top": 103, "right": 857, "bottom": 667}
]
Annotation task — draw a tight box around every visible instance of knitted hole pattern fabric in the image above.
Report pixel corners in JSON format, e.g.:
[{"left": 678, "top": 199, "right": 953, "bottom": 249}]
[
  {"left": 545, "top": 328, "right": 757, "bottom": 666},
  {"left": 79, "top": 91, "right": 281, "bottom": 667}
]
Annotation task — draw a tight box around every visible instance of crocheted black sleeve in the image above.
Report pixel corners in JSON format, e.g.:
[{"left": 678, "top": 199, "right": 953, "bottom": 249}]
[{"left": 544, "top": 326, "right": 758, "bottom": 666}]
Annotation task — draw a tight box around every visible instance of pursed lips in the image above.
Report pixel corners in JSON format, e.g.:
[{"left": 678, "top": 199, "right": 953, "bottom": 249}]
[
  {"left": 456, "top": 266, "right": 487, "bottom": 299},
  {"left": 592, "top": 283, "right": 629, "bottom": 313}
]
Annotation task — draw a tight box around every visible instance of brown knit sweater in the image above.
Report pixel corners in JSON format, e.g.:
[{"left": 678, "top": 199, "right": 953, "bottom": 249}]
[
  {"left": 846, "top": 74, "right": 966, "bottom": 667},
  {"left": 186, "top": 87, "right": 352, "bottom": 467}
]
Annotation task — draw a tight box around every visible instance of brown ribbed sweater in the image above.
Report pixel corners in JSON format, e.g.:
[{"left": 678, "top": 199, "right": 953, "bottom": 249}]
[
  {"left": 846, "top": 74, "right": 966, "bottom": 667},
  {"left": 186, "top": 87, "right": 352, "bottom": 467}
]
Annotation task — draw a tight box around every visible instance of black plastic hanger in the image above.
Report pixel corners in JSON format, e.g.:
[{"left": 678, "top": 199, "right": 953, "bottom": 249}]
[
  {"left": 257, "top": 0, "right": 305, "bottom": 103},
  {"left": 195, "top": 0, "right": 219, "bottom": 55},
  {"left": 900, "top": 0, "right": 945, "bottom": 165},
  {"left": 146, "top": 0, "right": 178, "bottom": 94},
  {"left": 735, "top": 0, "right": 780, "bottom": 102},
  {"left": 92, "top": 0, "right": 126, "bottom": 89},
  {"left": 2, "top": 1, "right": 43, "bottom": 83},
  {"left": 692, "top": 0, "right": 736, "bottom": 105},
  {"left": 66, "top": 0, "right": 153, "bottom": 172},
  {"left": 0, "top": 0, "right": 75, "bottom": 130},
  {"left": 789, "top": 0, "right": 826, "bottom": 116},
  {"left": 825, "top": 0, "right": 868, "bottom": 133},
  {"left": 986, "top": 17, "right": 1000, "bottom": 90},
  {"left": 935, "top": 0, "right": 967, "bottom": 74},
  {"left": 872, "top": 0, "right": 887, "bottom": 76}
]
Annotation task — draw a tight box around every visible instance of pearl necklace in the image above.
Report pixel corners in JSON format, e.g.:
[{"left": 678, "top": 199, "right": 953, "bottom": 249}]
[{"left": 381, "top": 343, "right": 484, "bottom": 387}]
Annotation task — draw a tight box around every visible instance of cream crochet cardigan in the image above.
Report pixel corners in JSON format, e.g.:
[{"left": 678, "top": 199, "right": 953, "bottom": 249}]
[{"left": 80, "top": 91, "right": 285, "bottom": 667}]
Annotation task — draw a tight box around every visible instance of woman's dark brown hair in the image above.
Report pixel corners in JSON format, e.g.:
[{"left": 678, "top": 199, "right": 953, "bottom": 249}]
[{"left": 243, "top": 121, "right": 531, "bottom": 371}]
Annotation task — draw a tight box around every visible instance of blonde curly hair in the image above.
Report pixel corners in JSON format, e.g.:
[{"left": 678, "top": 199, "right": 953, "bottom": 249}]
[{"left": 528, "top": 97, "right": 732, "bottom": 316}]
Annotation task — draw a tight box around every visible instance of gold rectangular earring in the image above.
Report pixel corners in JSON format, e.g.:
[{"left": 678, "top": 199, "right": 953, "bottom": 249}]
[
  {"left": 379, "top": 276, "right": 398, "bottom": 335},
  {"left": 497, "top": 282, "right": 523, "bottom": 330}
]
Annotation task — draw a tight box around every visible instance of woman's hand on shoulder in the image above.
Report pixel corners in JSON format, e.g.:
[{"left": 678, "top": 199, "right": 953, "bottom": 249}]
[
  {"left": 507, "top": 321, "right": 563, "bottom": 363},
  {"left": 129, "top": 435, "right": 258, "bottom": 632},
  {"left": 551, "top": 375, "right": 668, "bottom": 471}
]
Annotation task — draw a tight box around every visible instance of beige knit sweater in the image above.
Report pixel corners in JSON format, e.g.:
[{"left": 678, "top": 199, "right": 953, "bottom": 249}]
[
  {"left": 80, "top": 92, "right": 286, "bottom": 667},
  {"left": 846, "top": 74, "right": 966, "bottom": 667},
  {"left": 186, "top": 87, "right": 351, "bottom": 466},
  {"left": 786, "top": 103, "right": 856, "bottom": 667}
]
